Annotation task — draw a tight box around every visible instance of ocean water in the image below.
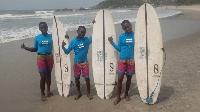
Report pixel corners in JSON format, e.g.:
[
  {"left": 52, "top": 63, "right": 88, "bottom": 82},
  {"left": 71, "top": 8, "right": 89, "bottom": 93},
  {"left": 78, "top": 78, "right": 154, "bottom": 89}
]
[{"left": 0, "top": 9, "right": 180, "bottom": 43}]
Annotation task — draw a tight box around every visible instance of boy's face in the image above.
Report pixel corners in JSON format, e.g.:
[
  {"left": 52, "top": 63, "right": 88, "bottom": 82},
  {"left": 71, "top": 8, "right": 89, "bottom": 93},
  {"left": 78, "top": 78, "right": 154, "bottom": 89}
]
[
  {"left": 122, "top": 22, "right": 132, "bottom": 34},
  {"left": 39, "top": 23, "right": 48, "bottom": 35},
  {"left": 77, "top": 28, "right": 86, "bottom": 38}
]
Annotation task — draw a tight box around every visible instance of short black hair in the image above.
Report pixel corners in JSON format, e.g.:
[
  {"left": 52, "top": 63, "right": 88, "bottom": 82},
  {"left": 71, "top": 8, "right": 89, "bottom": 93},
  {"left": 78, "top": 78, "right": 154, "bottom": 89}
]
[
  {"left": 39, "top": 22, "right": 47, "bottom": 26},
  {"left": 121, "top": 20, "right": 131, "bottom": 26},
  {"left": 78, "top": 26, "right": 86, "bottom": 31}
]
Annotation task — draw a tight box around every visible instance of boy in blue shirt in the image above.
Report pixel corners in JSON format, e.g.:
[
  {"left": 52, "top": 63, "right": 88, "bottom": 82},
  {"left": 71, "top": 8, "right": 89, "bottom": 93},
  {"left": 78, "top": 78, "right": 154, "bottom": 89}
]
[
  {"left": 108, "top": 20, "right": 135, "bottom": 105},
  {"left": 21, "top": 22, "right": 54, "bottom": 101},
  {"left": 62, "top": 26, "right": 93, "bottom": 100}
]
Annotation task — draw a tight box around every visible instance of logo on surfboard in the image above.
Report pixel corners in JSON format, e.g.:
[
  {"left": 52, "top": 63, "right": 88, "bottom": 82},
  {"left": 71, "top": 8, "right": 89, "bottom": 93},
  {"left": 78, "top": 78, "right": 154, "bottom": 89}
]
[{"left": 97, "top": 51, "right": 107, "bottom": 61}]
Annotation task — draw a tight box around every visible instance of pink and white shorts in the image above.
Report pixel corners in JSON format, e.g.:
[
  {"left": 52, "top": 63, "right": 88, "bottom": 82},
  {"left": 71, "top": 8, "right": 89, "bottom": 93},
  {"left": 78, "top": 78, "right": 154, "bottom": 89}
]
[
  {"left": 37, "top": 54, "right": 54, "bottom": 73},
  {"left": 73, "top": 62, "right": 89, "bottom": 79},
  {"left": 117, "top": 59, "right": 135, "bottom": 75}
]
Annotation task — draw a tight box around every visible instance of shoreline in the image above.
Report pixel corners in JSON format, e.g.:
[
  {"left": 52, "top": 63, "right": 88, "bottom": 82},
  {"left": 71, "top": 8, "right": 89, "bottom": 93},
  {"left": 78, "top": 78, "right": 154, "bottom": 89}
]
[
  {"left": 0, "top": 7, "right": 182, "bottom": 44},
  {"left": 0, "top": 5, "right": 200, "bottom": 112}
]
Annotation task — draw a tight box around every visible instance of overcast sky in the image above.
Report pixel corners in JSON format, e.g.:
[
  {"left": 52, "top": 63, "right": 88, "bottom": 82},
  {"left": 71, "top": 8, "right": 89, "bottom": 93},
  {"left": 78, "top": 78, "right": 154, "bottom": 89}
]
[{"left": 0, "top": 0, "right": 104, "bottom": 10}]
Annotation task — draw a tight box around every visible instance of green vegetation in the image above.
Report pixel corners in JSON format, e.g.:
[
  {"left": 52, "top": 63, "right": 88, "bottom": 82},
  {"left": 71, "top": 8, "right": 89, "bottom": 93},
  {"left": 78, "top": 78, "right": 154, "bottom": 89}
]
[
  {"left": 91, "top": 0, "right": 143, "bottom": 9},
  {"left": 92, "top": 0, "right": 200, "bottom": 9},
  {"left": 176, "top": 0, "right": 200, "bottom": 5},
  {"left": 150, "top": 0, "right": 200, "bottom": 6}
]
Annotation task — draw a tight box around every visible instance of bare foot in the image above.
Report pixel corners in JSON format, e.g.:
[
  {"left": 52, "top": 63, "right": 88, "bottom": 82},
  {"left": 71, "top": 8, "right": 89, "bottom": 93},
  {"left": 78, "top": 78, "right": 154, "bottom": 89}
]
[
  {"left": 47, "top": 92, "right": 53, "bottom": 97},
  {"left": 113, "top": 97, "right": 121, "bottom": 105},
  {"left": 124, "top": 95, "right": 131, "bottom": 101},
  {"left": 74, "top": 93, "right": 82, "bottom": 100},
  {"left": 87, "top": 94, "right": 93, "bottom": 100},
  {"left": 41, "top": 95, "right": 47, "bottom": 101}
]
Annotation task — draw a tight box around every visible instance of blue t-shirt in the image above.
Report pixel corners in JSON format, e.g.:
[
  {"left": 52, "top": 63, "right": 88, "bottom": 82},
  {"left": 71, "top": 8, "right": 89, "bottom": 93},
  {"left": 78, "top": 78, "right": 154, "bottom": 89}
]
[
  {"left": 34, "top": 34, "right": 53, "bottom": 54},
  {"left": 111, "top": 32, "right": 134, "bottom": 60},
  {"left": 62, "top": 36, "right": 92, "bottom": 63}
]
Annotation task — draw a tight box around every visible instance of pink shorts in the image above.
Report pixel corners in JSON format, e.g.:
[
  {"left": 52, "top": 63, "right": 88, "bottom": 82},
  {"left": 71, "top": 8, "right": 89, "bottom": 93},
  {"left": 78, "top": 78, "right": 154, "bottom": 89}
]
[
  {"left": 117, "top": 59, "right": 135, "bottom": 75},
  {"left": 74, "top": 62, "right": 89, "bottom": 79},
  {"left": 37, "top": 54, "right": 54, "bottom": 73}
]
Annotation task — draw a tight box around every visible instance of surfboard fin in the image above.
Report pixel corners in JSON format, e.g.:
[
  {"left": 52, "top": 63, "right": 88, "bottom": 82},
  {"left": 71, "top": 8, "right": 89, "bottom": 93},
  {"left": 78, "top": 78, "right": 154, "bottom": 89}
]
[{"left": 145, "top": 97, "right": 153, "bottom": 104}]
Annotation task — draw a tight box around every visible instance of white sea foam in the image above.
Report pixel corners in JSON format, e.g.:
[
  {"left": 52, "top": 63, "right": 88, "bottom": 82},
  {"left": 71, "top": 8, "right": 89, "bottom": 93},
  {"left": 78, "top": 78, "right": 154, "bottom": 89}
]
[
  {"left": 114, "top": 10, "right": 132, "bottom": 13},
  {"left": 0, "top": 14, "right": 34, "bottom": 19},
  {"left": 0, "top": 13, "right": 84, "bottom": 20},
  {"left": 56, "top": 14, "right": 84, "bottom": 18},
  {"left": 0, "top": 9, "right": 181, "bottom": 43},
  {"left": 0, "top": 26, "right": 39, "bottom": 43},
  {"left": 158, "top": 10, "right": 181, "bottom": 18},
  {"left": 34, "top": 11, "right": 54, "bottom": 15}
]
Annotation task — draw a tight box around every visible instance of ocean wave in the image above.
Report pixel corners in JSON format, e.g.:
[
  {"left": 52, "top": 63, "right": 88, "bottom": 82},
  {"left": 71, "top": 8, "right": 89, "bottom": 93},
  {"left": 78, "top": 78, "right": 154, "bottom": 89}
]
[
  {"left": 113, "top": 18, "right": 136, "bottom": 24},
  {"left": 0, "top": 22, "right": 93, "bottom": 43},
  {"left": 0, "top": 26, "right": 40, "bottom": 43},
  {"left": 63, "top": 23, "right": 93, "bottom": 31},
  {"left": 0, "top": 9, "right": 181, "bottom": 43},
  {"left": 0, "top": 14, "right": 37, "bottom": 19},
  {"left": 34, "top": 11, "right": 54, "bottom": 16},
  {"left": 0, "top": 13, "right": 84, "bottom": 20},
  {"left": 109, "top": 9, "right": 132, "bottom": 13},
  {"left": 113, "top": 10, "right": 132, "bottom": 13},
  {"left": 158, "top": 10, "right": 181, "bottom": 18},
  {"left": 56, "top": 13, "right": 84, "bottom": 17},
  {"left": 0, "top": 14, "right": 13, "bottom": 18},
  {"left": 29, "top": 13, "right": 84, "bottom": 19},
  {"left": 0, "top": 10, "right": 54, "bottom": 19}
]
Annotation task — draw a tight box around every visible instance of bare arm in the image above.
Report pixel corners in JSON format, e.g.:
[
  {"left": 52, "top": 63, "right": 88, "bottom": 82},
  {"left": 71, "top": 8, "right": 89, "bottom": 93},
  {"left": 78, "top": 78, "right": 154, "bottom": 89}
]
[
  {"left": 108, "top": 36, "right": 121, "bottom": 52},
  {"left": 21, "top": 43, "right": 37, "bottom": 52}
]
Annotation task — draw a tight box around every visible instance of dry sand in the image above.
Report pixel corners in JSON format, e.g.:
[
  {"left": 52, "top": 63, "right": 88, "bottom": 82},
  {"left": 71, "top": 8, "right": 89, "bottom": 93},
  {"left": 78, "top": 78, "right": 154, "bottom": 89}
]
[{"left": 0, "top": 5, "right": 200, "bottom": 112}]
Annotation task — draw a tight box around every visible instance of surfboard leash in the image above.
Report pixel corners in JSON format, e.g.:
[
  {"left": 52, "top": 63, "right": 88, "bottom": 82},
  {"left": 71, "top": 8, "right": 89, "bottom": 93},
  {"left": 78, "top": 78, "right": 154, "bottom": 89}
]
[{"left": 142, "top": 48, "right": 167, "bottom": 104}]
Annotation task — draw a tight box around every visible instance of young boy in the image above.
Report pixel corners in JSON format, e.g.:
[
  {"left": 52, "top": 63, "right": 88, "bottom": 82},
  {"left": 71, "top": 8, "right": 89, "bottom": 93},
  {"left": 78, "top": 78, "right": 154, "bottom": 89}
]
[
  {"left": 108, "top": 20, "right": 135, "bottom": 105},
  {"left": 62, "top": 26, "right": 93, "bottom": 100},
  {"left": 21, "top": 22, "right": 54, "bottom": 101}
]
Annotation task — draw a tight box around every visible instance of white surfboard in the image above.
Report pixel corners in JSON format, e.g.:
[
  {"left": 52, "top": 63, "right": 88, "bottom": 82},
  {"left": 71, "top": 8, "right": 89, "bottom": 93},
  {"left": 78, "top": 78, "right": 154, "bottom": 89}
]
[
  {"left": 92, "top": 10, "right": 117, "bottom": 99},
  {"left": 52, "top": 16, "right": 72, "bottom": 97},
  {"left": 135, "top": 3, "right": 164, "bottom": 104}
]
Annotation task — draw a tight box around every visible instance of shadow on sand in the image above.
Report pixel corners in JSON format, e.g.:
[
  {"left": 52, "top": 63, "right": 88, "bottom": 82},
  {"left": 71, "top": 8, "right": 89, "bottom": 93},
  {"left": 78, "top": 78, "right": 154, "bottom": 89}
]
[{"left": 155, "top": 85, "right": 174, "bottom": 104}]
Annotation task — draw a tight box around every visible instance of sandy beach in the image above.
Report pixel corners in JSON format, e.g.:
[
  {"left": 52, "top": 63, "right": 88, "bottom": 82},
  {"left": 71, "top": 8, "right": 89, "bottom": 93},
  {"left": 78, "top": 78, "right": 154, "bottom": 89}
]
[{"left": 0, "top": 5, "right": 200, "bottom": 112}]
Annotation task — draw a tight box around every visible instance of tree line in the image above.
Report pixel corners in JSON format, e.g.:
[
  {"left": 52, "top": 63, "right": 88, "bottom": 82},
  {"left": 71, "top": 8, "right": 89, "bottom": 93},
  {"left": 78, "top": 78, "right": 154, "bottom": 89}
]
[{"left": 92, "top": 0, "right": 200, "bottom": 9}]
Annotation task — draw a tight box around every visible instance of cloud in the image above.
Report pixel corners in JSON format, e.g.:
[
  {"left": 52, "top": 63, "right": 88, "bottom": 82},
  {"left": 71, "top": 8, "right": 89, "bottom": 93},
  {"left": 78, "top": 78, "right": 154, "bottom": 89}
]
[{"left": 0, "top": 0, "right": 104, "bottom": 10}]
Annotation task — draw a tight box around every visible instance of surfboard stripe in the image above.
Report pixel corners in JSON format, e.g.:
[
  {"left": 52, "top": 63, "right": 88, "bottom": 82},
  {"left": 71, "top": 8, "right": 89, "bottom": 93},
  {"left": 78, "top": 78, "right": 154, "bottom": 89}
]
[
  {"left": 145, "top": 3, "right": 150, "bottom": 100},
  {"left": 102, "top": 10, "right": 106, "bottom": 99}
]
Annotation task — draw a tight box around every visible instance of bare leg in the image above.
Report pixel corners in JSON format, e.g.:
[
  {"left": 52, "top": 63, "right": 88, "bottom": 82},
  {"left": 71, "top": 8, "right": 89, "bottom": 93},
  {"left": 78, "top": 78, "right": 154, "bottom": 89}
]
[
  {"left": 85, "top": 78, "right": 93, "bottom": 100},
  {"left": 124, "top": 75, "right": 132, "bottom": 101},
  {"left": 74, "top": 78, "right": 82, "bottom": 100},
  {"left": 40, "top": 72, "right": 47, "bottom": 101},
  {"left": 46, "top": 71, "right": 53, "bottom": 97},
  {"left": 114, "top": 75, "right": 124, "bottom": 105}
]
